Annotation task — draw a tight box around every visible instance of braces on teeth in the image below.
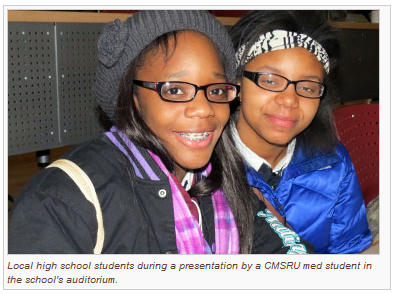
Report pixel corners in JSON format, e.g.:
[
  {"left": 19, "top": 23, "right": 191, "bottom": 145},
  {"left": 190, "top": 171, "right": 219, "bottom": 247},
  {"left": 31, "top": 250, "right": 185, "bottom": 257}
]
[{"left": 179, "top": 132, "right": 210, "bottom": 142}]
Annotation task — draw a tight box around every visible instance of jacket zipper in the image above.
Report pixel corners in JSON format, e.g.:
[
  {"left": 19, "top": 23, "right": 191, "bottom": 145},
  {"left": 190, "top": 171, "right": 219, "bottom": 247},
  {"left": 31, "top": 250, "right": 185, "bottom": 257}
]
[{"left": 272, "top": 196, "right": 287, "bottom": 225}]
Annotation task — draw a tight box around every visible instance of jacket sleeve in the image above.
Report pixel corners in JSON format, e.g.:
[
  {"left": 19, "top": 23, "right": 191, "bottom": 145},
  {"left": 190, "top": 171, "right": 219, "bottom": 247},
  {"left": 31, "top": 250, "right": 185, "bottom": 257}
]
[
  {"left": 327, "top": 146, "right": 372, "bottom": 253},
  {"left": 8, "top": 173, "right": 98, "bottom": 254}
]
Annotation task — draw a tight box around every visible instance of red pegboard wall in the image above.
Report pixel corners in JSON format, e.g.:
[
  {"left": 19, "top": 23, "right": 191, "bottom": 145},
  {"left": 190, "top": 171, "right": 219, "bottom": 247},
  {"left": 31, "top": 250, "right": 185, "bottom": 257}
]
[{"left": 333, "top": 104, "right": 379, "bottom": 206}]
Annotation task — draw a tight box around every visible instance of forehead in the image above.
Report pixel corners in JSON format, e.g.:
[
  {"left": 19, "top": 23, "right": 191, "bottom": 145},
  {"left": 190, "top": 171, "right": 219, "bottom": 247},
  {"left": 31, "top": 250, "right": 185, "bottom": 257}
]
[
  {"left": 144, "top": 30, "right": 216, "bottom": 61},
  {"left": 245, "top": 47, "right": 325, "bottom": 78},
  {"left": 136, "top": 30, "right": 225, "bottom": 81}
]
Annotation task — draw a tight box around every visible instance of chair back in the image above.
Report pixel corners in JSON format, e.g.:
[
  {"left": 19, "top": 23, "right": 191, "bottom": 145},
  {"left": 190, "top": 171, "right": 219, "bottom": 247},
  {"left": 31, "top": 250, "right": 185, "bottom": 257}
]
[{"left": 333, "top": 104, "right": 379, "bottom": 206}]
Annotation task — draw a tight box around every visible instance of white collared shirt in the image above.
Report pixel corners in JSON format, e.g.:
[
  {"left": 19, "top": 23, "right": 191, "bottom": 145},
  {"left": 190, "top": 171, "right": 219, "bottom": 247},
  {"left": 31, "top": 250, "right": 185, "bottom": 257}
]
[
  {"left": 181, "top": 171, "right": 194, "bottom": 191},
  {"left": 231, "top": 124, "right": 296, "bottom": 173}
]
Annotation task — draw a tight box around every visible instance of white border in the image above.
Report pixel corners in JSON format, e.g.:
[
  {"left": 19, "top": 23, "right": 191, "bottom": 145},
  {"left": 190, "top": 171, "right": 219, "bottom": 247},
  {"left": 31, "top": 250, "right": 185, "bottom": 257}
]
[{"left": 3, "top": 4, "right": 391, "bottom": 292}]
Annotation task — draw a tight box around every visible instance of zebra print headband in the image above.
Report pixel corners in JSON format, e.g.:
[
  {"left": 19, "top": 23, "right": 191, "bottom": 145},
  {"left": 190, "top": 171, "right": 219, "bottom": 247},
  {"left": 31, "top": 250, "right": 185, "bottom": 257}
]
[{"left": 236, "top": 30, "right": 330, "bottom": 74}]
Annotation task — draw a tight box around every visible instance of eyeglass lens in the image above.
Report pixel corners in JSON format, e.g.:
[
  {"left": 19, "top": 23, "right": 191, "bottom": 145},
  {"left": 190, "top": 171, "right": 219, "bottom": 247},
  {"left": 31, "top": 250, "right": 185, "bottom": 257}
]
[
  {"left": 257, "top": 73, "right": 323, "bottom": 98},
  {"left": 160, "top": 82, "right": 237, "bottom": 102}
]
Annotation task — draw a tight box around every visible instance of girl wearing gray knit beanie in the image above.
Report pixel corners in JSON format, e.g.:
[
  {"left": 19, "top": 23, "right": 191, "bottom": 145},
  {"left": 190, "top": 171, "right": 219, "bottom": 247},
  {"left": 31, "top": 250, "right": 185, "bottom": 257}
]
[{"left": 9, "top": 10, "right": 313, "bottom": 254}]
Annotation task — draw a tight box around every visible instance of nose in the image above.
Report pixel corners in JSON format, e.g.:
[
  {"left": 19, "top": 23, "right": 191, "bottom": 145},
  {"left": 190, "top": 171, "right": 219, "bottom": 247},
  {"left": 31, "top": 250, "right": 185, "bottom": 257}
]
[
  {"left": 274, "top": 83, "right": 299, "bottom": 108},
  {"left": 184, "top": 89, "right": 215, "bottom": 118}
]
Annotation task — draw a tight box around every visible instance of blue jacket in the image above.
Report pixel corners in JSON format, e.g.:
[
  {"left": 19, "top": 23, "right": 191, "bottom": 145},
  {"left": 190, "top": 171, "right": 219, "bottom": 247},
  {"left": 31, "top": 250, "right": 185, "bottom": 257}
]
[{"left": 246, "top": 143, "right": 372, "bottom": 254}]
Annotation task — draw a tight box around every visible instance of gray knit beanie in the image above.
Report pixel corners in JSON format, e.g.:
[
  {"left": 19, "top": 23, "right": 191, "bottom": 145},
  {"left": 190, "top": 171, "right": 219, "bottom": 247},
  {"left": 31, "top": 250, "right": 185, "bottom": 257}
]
[{"left": 95, "top": 10, "right": 236, "bottom": 120}]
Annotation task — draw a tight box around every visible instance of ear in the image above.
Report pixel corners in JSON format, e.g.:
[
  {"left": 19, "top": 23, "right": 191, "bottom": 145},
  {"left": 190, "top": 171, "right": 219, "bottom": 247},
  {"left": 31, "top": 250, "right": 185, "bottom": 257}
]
[
  {"left": 236, "top": 79, "right": 242, "bottom": 103},
  {"left": 133, "top": 91, "right": 140, "bottom": 111}
]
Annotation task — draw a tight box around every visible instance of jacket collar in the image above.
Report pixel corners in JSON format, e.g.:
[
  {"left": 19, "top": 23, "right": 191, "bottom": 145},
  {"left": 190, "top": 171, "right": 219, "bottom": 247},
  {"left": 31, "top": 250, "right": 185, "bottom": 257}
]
[
  {"left": 105, "top": 126, "right": 167, "bottom": 181},
  {"left": 281, "top": 146, "right": 339, "bottom": 181},
  {"left": 105, "top": 127, "right": 179, "bottom": 253},
  {"left": 246, "top": 145, "right": 340, "bottom": 187}
]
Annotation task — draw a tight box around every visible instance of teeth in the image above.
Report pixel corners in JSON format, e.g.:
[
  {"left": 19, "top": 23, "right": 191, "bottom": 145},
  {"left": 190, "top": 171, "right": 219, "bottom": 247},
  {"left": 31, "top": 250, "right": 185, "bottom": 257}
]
[{"left": 178, "top": 132, "right": 210, "bottom": 142}]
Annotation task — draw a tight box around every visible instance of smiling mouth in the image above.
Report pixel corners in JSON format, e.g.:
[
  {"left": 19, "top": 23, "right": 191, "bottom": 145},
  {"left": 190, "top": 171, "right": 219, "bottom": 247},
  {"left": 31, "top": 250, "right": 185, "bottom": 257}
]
[
  {"left": 178, "top": 132, "right": 210, "bottom": 142},
  {"left": 266, "top": 114, "right": 297, "bottom": 128}
]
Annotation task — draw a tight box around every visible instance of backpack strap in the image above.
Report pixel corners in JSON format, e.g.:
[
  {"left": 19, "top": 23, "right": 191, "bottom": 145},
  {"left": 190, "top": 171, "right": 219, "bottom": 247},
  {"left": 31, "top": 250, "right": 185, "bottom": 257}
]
[{"left": 46, "top": 159, "right": 104, "bottom": 254}]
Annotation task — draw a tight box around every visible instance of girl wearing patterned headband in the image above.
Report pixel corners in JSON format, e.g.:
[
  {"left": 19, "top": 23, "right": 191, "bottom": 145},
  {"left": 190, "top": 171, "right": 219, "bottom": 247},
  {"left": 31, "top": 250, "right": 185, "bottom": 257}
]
[
  {"left": 9, "top": 10, "right": 312, "bottom": 254},
  {"left": 229, "top": 10, "right": 372, "bottom": 253}
]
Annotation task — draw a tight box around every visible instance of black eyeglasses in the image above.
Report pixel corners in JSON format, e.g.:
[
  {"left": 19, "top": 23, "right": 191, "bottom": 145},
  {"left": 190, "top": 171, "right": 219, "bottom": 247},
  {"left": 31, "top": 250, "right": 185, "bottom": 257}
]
[
  {"left": 243, "top": 71, "right": 326, "bottom": 99},
  {"left": 133, "top": 80, "right": 240, "bottom": 103}
]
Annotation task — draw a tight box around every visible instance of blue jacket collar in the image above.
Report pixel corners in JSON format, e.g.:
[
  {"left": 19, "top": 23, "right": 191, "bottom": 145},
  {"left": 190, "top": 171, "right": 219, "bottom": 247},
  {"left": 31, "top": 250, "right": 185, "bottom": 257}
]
[
  {"left": 246, "top": 146, "right": 339, "bottom": 187},
  {"left": 282, "top": 147, "right": 339, "bottom": 181}
]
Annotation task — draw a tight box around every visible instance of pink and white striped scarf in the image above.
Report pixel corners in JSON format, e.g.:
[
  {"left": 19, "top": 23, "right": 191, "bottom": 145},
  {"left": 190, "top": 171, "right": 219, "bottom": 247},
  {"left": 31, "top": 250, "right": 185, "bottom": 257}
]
[{"left": 149, "top": 151, "right": 239, "bottom": 254}]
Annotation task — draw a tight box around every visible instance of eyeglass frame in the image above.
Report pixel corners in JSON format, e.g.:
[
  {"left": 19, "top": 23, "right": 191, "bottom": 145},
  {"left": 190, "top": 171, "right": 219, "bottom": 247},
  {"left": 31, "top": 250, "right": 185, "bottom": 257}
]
[
  {"left": 243, "top": 71, "right": 327, "bottom": 99},
  {"left": 133, "top": 80, "right": 240, "bottom": 103}
]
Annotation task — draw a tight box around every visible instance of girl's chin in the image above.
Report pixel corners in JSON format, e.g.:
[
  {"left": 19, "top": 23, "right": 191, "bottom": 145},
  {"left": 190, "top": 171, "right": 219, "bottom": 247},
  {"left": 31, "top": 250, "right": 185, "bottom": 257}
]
[
  {"left": 174, "top": 156, "right": 211, "bottom": 172},
  {"left": 258, "top": 136, "right": 292, "bottom": 148}
]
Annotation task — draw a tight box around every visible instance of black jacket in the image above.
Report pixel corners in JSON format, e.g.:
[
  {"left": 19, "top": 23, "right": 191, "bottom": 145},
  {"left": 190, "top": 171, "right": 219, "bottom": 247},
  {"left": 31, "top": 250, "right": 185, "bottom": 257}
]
[{"left": 8, "top": 133, "right": 314, "bottom": 254}]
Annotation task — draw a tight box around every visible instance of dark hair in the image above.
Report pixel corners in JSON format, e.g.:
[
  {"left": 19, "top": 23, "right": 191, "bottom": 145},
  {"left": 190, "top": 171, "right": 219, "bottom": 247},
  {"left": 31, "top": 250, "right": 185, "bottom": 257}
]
[
  {"left": 114, "top": 31, "right": 254, "bottom": 253},
  {"left": 230, "top": 10, "right": 341, "bottom": 155}
]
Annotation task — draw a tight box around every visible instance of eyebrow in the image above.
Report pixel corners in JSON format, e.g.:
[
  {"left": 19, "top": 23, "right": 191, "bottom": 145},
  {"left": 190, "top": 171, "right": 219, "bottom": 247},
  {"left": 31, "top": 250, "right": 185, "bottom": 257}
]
[
  {"left": 254, "top": 66, "right": 322, "bottom": 82},
  {"left": 302, "top": 75, "right": 322, "bottom": 82},
  {"left": 166, "top": 71, "right": 226, "bottom": 80},
  {"left": 213, "top": 72, "right": 226, "bottom": 79},
  {"left": 255, "top": 65, "right": 278, "bottom": 73},
  {"left": 167, "top": 71, "right": 189, "bottom": 79}
]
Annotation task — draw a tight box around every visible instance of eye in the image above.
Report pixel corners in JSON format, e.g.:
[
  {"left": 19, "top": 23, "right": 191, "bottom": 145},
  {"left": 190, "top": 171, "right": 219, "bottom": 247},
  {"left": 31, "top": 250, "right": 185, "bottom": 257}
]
[
  {"left": 300, "top": 86, "right": 314, "bottom": 93},
  {"left": 209, "top": 88, "right": 225, "bottom": 96},
  {"left": 298, "top": 82, "right": 320, "bottom": 93},
  {"left": 261, "top": 79, "right": 277, "bottom": 85},
  {"left": 166, "top": 87, "right": 184, "bottom": 95},
  {"left": 258, "top": 74, "right": 281, "bottom": 88}
]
